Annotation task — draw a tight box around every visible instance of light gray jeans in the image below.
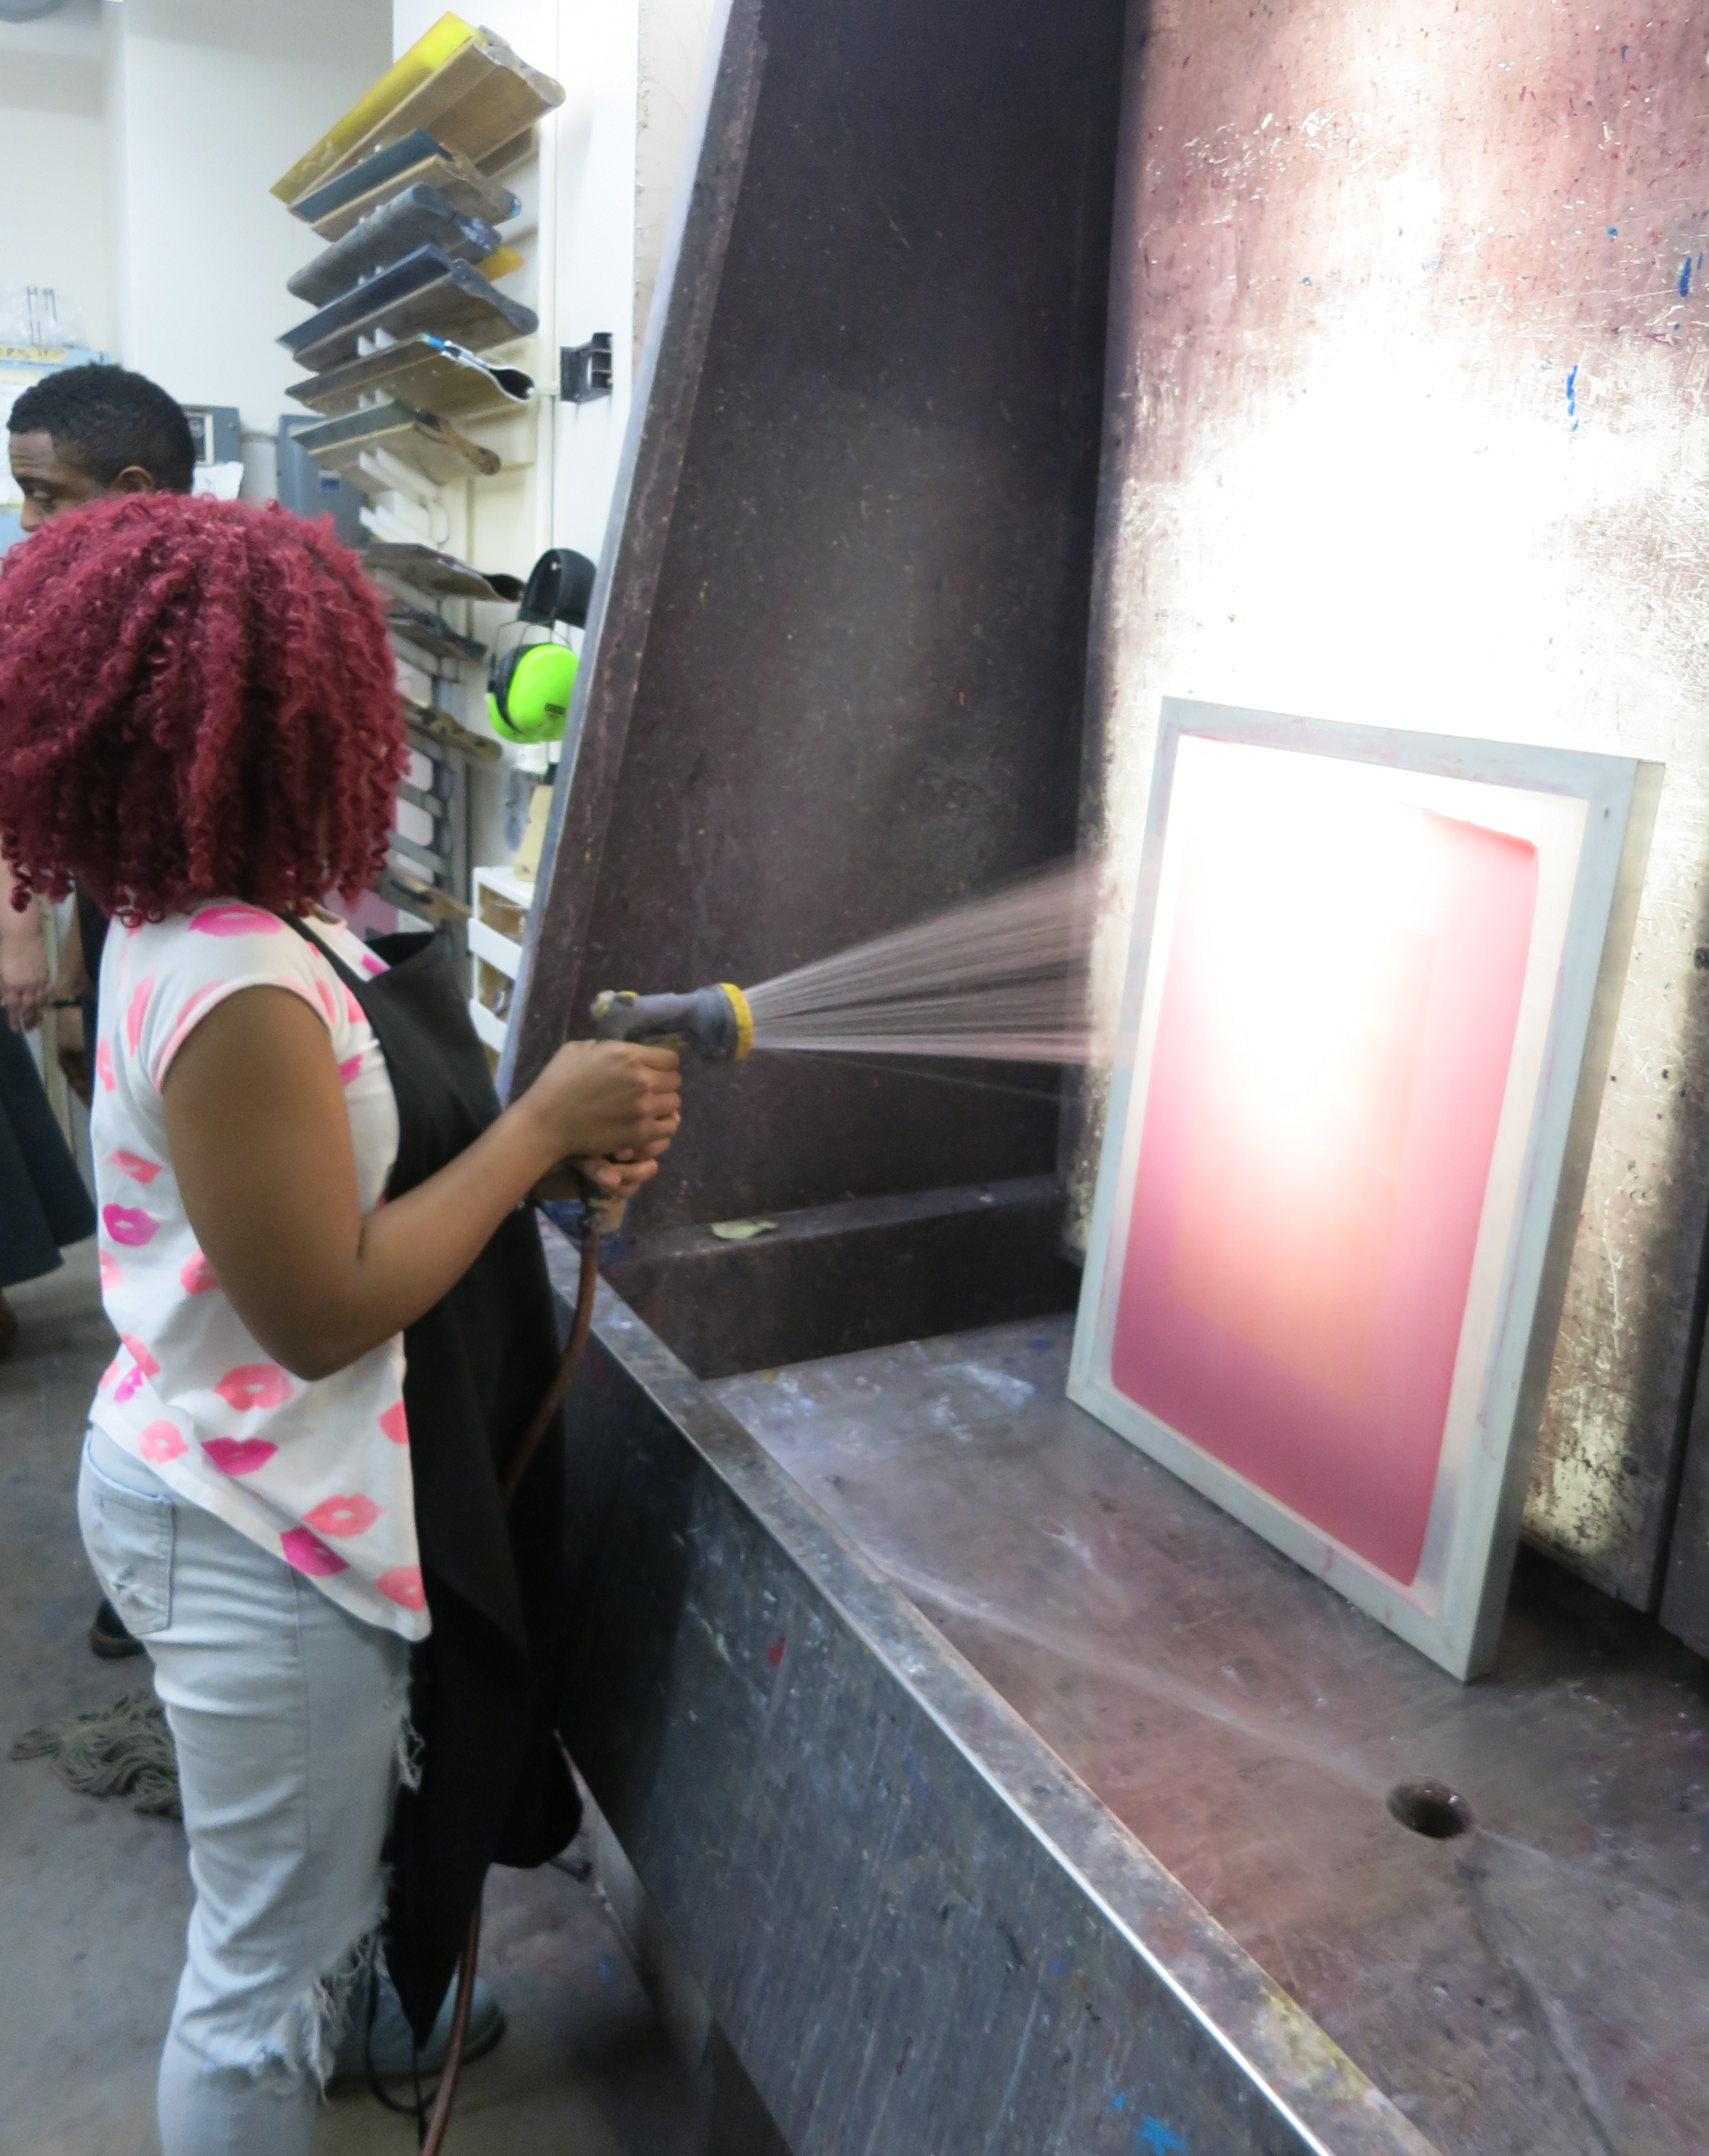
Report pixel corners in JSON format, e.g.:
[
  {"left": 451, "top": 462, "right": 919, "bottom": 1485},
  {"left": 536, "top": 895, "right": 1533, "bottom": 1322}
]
[{"left": 78, "top": 1426, "right": 412, "bottom": 2156}]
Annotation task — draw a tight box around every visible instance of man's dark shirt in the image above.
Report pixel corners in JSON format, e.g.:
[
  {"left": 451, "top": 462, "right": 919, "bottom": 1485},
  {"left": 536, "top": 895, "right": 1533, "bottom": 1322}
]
[{"left": 75, "top": 884, "right": 108, "bottom": 1039}]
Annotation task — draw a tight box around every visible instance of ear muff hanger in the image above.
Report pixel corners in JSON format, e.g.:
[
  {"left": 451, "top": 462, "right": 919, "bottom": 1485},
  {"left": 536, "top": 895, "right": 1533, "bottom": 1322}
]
[{"left": 486, "top": 548, "right": 598, "bottom": 745}]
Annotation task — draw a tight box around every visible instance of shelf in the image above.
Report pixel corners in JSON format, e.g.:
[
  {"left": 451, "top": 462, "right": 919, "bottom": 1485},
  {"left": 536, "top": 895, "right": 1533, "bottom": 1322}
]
[
  {"left": 473, "top": 949, "right": 517, "bottom": 1029},
  {"left": 476, "top": 863, "right": 535, "bottom": 906},
  {"left": 287, "top": 334, "right": 535, "bottom": 421},
  {"left": 401, "top": 743, "right": 444, "bottom": 795},
  {"left": 280, "top": 246, "right": 537, "bottom": 373},
  {"left": 469, "top": 997, "right": 508, "bottom": 1051},
  {"left": 404, "top": 702, "right": 504, "bottom": 766},
  {"left": 295, "top": 401, "right": 498, "bottom": 490},
  {"left": 375, "top": 862, "right": 469, "bottom": 927},
  {"left": 392, "top": 792, "right": 445, "bottom": 856},
  {"left": 472, "top": 864, "right": 534, "bottom": 985},
  {"left": 287, "top": 183, "right": 515, "bottom": 307},
  {"left": 461, "top": 845, "right": 541, "bottom": 1060},
  {"left": 469, "top": 915, "right": 524, "bottom": 978},
  {"left": 366, "top": 542, "right": 522, "bottom": 603},
  {"left": 273, "top": 16, "right": 565, "bottom": 211},
  {"left": 386, "top": 600, "right": 487, "bottom": 666},
  {"left": 290, "top": 132, "right": 520, "bottom": 242}
]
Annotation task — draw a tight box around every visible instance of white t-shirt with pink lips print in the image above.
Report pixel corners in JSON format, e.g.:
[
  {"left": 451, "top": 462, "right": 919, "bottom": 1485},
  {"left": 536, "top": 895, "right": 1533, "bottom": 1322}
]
[{"left": 88, "top": 900, "right": 429, "bottom": 1642}]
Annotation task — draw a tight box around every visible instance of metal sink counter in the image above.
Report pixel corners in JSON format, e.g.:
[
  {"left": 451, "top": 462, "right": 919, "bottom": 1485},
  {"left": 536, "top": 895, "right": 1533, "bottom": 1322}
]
[
  {"left": 546, "top": 1235, "right": 1435, "bottom": 2156},
  {"left": 712, "top": 1317, "right": 1709, "bottom": 2156}
]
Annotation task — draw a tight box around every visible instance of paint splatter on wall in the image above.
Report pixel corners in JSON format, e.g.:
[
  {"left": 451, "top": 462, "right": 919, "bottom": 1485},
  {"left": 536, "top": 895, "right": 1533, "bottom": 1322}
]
[{"left": 1073, "top": 0, "right": 1709, "bottom": 1610}]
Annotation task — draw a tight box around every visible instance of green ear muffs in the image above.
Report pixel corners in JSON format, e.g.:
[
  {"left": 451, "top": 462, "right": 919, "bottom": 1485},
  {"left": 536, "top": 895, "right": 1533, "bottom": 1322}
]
[
  {"left": 487, "top": 640, "right": 579, "bottom": 742},
  {"left": 485, "top": 545, "right": 597, "bottom": 745}
]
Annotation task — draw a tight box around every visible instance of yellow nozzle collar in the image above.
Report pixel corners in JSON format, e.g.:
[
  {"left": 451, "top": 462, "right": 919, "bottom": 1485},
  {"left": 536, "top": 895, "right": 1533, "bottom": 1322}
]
[{"left": 720, "top": 983, "right": 753, "bottom": 1060}]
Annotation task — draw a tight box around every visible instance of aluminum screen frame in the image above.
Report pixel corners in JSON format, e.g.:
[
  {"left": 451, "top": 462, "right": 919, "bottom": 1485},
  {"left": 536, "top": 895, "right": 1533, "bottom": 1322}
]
[{"left": 1070, "top": 701, "right": 1660, "bottom": 1678}]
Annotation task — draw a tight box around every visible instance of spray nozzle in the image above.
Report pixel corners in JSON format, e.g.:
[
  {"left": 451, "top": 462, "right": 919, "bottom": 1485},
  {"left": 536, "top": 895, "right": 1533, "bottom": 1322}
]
[{"left": 591, "top": 983, "right": 753, "bottom": 1062}]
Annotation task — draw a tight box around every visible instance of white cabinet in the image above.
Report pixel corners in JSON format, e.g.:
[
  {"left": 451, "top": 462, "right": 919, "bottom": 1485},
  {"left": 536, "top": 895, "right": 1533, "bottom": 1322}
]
[{"left": 468, "top": 864, "right": 534, "bottom": 1055}]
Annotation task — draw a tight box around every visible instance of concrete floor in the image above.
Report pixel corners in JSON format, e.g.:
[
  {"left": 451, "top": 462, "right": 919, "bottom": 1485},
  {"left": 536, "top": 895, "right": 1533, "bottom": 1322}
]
[{"left": 1, "top": 1241, "right": 703, "bottom": 2156}]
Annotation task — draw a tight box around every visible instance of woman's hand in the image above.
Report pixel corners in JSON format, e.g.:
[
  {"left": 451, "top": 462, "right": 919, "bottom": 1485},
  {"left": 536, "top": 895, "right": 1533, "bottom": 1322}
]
[
  {"left": 54, "top": 1004, "right": 92, "bottom": 1106},
  {"left": 531, "top": 1146, "right": 666, "bottom": 1205},
  {"left": 0, "top": 907, "right": 50, "bottom": 1033},
  {"left": 165, "top": 994, "right": 684, "bottom": 1382},
  {"left": 516, "top": 1039, "right": 682, "bottom": 1163}
]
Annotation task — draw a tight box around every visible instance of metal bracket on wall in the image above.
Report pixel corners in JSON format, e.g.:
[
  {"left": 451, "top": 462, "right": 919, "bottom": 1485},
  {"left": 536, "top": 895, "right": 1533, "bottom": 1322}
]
[{"left": 561, "top": 333, "right": 614, "bottom": 403}]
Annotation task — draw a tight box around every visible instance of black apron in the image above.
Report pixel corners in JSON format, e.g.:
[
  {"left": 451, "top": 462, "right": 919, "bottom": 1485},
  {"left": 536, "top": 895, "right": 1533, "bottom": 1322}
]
[{"left": 286, "top": 917, "right": 580, "bottom": 2039}]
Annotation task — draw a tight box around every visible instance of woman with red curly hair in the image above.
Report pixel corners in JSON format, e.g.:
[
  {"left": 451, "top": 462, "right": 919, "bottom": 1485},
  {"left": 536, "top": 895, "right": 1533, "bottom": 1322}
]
[{"left": 0, "top": 494, "right": 681, "bottom": 2156}]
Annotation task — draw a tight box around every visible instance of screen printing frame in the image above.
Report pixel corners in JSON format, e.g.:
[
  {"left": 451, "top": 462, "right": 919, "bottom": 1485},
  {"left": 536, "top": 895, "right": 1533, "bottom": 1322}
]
[{"left": 1070, "top": 700, "right": 1660, "bottom": 1679}]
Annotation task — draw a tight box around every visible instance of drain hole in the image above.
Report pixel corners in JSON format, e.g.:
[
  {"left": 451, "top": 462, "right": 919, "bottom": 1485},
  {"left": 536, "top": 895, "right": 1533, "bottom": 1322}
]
[{"left": 1387, "top": 1779, "right": 1475, "bottom": 1840}]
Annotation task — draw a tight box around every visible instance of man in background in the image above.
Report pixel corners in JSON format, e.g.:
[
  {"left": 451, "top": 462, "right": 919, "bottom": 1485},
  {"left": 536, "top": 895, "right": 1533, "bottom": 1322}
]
[
  {"left": 7, "top": 367, "right": 195, "bottom": 1103},
  {"left": 7, "top": 365, "right": 195, "bottom": 1658},
  {"left": 9, "top": 361, "right": 195, "bottom": 530}
]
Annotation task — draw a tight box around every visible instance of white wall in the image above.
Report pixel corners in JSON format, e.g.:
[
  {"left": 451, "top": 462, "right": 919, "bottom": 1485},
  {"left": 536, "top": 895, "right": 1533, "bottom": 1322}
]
[
  {"left": 390, "top": 0, "right": 657, "bottom": 871},
  {"left": 0, "top": 0, "right": 114, "bottom": 354},
  {"left": 548, "top": 0, "right": 641, "bottom": 577},
  {"left": 391, "top": 0, "right": 644, "bottom": 576},
  {"left": 635, "top": 0, "right": 717, "bottom": 356},
  {"left": 108, "top": 0, "right": 392, "bottom": 491}
]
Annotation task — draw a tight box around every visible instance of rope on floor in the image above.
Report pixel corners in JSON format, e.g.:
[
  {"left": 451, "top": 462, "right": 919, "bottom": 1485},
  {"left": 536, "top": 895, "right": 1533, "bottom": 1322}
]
[{"left": 10, "top": 1690, "right": 181, "bottom": 1818}]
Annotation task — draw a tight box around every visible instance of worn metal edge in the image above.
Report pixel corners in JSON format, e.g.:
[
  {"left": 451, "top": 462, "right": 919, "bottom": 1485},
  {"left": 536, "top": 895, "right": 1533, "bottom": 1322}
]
[
  {"left": 501, "top": 0, "right": 768, "bottom": 1100},
  {"left": 542, "top": 1229, "right": 1438, "bottom": 2155}
]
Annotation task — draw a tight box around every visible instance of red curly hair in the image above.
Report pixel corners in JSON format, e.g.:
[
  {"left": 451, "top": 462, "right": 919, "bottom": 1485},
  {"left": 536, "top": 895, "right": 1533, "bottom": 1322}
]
[{"left": 0, "top": 494, "right": 405, "bottom": 921}]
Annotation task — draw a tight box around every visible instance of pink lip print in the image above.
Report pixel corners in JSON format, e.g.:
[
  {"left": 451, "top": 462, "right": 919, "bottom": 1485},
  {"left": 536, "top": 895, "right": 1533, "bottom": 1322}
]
[
  {"left": 378, "top": 1402, "right": 409, "bottom": 1446},
  {"left": 359, "top": 950, "right": 385, "bottom": 976},
  {"left": 98, "top": 1250, "right": 122, "bottom": 1291},
  {"left": 202, "top": 1437, "right": 278, "bottom": 1475},
  {"left": 121, "top": 1335, "right": 160, "bottom": 1377},
  {"left": 125, "top": 977, "right": 155, "bottom": 1054},
  {"left": 303, "top": 1493, "right": 380, "bottom": 1538},
  {"left": 315, "top": 980, "right": 340, "bottom": 1027},
  {"left": 180, "top": 1252, "right": 220, "bottom": 1296},
  {"left": 337, "top": 1055, "right": 363, "bottom": 1086},
  {"left": 112, "top": 1149, "right": 161, "bottom": 1185},
  {"left": 213, "top": 1364, "right": 292, "bottom": 1413},
  {"left": 110, "top": 1337, "right": 158, "bottom": 1406},
  {"left": 375, "top": 1566, "right": 426, "bottom": 1611},
  {"left": 102, "top": 1204, "right": 157, "bottom": 1248},
  {"left": 96, "top": 1038, "right": 115, "bottom": 1092},
  {"left": 344, "top": 988, "right": 363, "bottom": 1026},
  {"left": 280, "top": 1528, "right": 347, "bottom": 1577},
  {"left": 139, "top": 1421, "right": 188, "bottom": 1464},
  {"left": 190, "top": 904, "right": 281, "bottom": 938}
]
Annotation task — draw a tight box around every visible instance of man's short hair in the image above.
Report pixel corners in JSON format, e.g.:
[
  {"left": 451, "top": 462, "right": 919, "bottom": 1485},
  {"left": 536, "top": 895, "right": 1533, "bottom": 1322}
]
[{"left": 8, "top": 364, "right": 196, "bottom": 495}]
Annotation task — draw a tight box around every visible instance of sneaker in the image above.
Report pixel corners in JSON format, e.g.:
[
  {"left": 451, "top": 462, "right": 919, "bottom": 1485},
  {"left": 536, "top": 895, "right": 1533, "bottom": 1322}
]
[
  {"left": 330, "top": 1963, "right": 504, "bottom": 2085},
  {"left": 89, "top": 1599, "right": 145, "bottom": 1660}
]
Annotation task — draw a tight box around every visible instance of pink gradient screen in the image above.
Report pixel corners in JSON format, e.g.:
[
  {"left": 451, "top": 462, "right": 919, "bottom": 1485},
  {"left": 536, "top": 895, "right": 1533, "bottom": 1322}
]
[{"left": 1111, "top": 797, "right": 1538, "bottom": 1586}]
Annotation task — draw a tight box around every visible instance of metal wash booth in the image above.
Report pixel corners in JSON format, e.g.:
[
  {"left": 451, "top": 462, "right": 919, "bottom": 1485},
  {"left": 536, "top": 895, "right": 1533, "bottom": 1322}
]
[{"left": 503, "top": 2, "right": 1709, "bottom": 2150}]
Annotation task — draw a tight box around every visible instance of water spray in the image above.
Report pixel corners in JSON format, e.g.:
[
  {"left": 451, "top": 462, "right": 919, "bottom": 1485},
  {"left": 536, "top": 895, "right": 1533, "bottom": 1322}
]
[{"left": 590, "top": 857, "right": 1103, "bottom": 1068}]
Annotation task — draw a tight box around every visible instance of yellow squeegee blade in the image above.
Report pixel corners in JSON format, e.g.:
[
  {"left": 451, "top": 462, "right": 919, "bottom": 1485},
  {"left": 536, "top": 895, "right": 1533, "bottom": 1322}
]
[{"left": 270, "top": 13, "right": 475, "bottom": 205}]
